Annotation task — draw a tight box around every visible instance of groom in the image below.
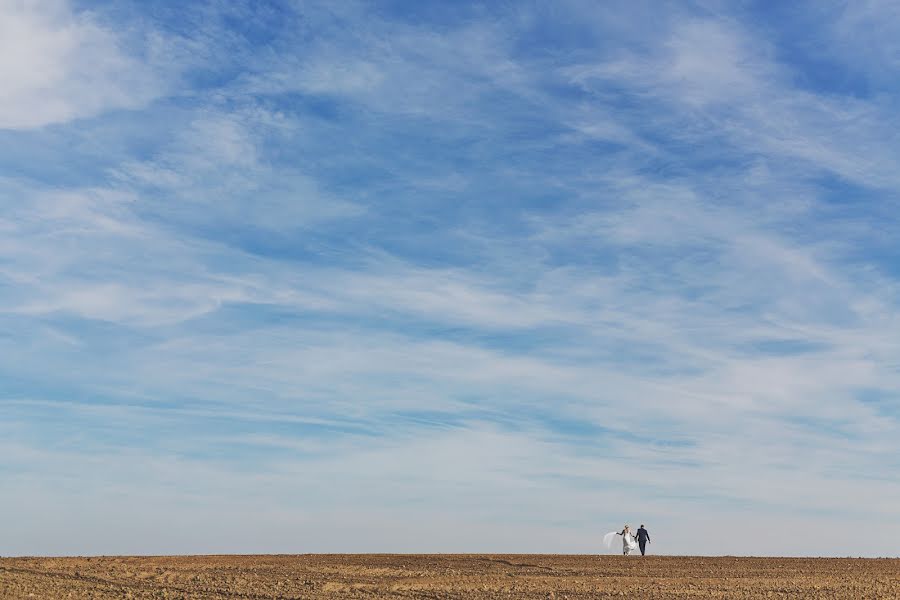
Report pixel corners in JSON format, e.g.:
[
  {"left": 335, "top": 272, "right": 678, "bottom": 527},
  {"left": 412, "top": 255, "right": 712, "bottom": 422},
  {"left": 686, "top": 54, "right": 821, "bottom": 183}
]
[{"left": 636, "top": 524, "right": 650, "bottom": 556}]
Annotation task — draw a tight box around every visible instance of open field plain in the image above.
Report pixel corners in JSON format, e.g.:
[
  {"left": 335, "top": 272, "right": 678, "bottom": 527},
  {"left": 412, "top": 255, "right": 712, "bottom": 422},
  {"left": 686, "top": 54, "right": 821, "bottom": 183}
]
[{"left": 2, "top": 554, "right": 899, "bottom": 599}]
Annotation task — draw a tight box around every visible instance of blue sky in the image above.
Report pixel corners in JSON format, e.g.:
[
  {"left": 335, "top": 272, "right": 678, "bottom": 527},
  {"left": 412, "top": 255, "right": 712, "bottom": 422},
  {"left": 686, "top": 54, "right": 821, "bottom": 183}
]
[{"left": 2, "top": 0, "right": 899, "bottom": 556}]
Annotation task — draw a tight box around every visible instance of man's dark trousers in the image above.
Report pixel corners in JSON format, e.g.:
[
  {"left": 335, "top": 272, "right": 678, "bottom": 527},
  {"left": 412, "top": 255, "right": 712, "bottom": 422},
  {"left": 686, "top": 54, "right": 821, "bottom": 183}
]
[{"left": 638, "top": 540, "right": 646, "bottom": 556}]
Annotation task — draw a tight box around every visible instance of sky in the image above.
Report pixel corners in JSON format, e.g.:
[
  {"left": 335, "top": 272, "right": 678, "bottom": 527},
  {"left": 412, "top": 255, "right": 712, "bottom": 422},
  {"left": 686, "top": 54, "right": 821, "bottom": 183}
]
[{"left": 1, "top": 0, "right": 899, "bottom": 557}]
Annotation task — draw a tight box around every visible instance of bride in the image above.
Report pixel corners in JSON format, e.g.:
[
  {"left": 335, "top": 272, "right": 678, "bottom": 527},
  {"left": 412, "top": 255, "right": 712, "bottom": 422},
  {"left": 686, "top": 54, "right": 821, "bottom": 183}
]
[{"left": 603, "top": 525, "right": 638, "bottom": 555}]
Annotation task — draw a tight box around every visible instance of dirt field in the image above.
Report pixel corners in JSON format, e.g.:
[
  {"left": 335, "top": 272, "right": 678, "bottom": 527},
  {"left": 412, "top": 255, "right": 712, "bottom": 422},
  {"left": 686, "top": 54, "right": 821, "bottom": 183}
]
[{"left": 2, "top": 554, "right": 899, "bottom": 599}]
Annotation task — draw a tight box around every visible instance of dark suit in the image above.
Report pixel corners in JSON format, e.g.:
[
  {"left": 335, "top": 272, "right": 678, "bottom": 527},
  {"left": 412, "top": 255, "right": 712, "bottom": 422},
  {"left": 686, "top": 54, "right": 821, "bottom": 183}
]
[{"left": 636, "top": 527, "right": 650, "bottom": 555}]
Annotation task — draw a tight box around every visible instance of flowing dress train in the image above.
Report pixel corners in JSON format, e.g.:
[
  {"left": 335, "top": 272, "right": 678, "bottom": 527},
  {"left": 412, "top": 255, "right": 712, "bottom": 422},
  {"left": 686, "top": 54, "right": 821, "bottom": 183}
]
[{"left": 603, "top": 531, "right": 638, "bottom": 555}]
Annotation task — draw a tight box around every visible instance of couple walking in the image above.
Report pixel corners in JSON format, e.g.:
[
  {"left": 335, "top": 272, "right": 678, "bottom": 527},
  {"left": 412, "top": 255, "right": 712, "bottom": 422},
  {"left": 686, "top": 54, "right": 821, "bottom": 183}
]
[{"left": 605, "top": 524, "right": 651, "bottom": 556}]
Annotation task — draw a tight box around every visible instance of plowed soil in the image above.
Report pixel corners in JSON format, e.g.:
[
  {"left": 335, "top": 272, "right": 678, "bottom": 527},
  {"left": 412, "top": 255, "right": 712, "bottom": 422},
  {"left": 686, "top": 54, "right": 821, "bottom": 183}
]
[{"left": 2, "top": 554, "right": 898, "bottom": 599}]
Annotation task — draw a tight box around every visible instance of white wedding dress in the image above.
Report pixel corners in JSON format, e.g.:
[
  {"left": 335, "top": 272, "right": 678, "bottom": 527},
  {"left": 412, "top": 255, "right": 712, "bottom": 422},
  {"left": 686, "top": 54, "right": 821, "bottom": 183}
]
[{"left": 604, "top": 531, "right": 638, "bottom": 555}]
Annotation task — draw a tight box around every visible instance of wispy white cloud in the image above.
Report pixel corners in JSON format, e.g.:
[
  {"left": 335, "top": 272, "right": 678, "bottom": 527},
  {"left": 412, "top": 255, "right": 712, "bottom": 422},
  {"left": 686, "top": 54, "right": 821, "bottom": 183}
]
[
  {"left": 235, "top": 12, "right": 531, "bottom": 123},
  {"left": 114, "top": 109, "right": 366, "bottom": 229},
  {"left": 0, "top": 0, "right": 184, "bottom": 129},
  {"left": 825, "top": 0, "right": 900, "bottom": 79},
  {"left": 567, "top": 16, "right": 900, "bottom": 190}
]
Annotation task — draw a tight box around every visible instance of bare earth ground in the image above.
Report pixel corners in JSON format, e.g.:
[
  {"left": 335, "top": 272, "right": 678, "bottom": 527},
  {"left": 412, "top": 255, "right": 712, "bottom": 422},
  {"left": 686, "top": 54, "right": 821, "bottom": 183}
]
[{"left": 2, "top": 555, "right": 899, "bottom": 599}]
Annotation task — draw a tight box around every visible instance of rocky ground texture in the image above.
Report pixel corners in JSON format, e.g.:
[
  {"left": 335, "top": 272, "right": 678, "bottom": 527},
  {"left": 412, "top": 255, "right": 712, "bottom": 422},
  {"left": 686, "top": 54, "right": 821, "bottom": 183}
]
[{"left": 2, "top": 554, "right": 898, "bottom": 599}]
